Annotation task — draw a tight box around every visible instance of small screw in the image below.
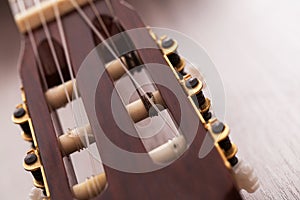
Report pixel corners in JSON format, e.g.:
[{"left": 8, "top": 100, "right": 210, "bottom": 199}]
[
  {"left": 186, "top": 77, "right": 199, "bottom": 88},
  {"left": 162, "top": 37, "right": 175, "bottom": 48},
  {"left": 212, "top": 121, "right": 225, "bottom": 134},
  {"left": 14, "top": 107, "right": 26, "bottom": 118},
  {"left": 24, "top": 153, "right": 37, "bottom": 165}
]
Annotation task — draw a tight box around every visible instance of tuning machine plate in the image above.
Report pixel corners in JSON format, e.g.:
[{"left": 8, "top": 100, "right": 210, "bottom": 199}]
[
  {"left": 12, "top": 103, "right": 33, "bottom": 142},
  {"left": 23, "top": 149, "right": 45, "bottom": 189}
]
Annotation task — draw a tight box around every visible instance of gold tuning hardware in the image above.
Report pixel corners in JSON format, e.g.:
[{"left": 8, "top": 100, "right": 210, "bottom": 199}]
[
  {"left": 156, "top": 34, "right": 239, "bottom": 168},
  {"left": 153, "top": 32, "right": 259, "bottom": 193},
  {"left": 224, "top": 143, "right": 238, "bottom": 160},
  {"left": 181, "top": 75, "right": 203, "bottom": 97},
  {"left": 12, "top": 103, "right": 32, "bottom": 142},
  {"left": 23, "top": 149, "right": 45, "bottom": 189},
  {"left": 183, "top": 77, "right": 212, "bottom": 122},
  {"left": 206, "top": 119, "right": 230, "bottom": 142},
  {"left": 159, "top": 35, "right": 179, "bottom": 55},
  {"left": 207, "top": 119, "right": 239, "bottom": 167},
  {"left": 158, "top": 36, "right": 186, "bottom": 77},
  {"left": 14, "top": 87, "right": 50, "bottom": 197}
]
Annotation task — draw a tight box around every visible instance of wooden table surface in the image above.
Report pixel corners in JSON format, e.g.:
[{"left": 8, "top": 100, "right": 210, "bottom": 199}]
[
  {"left": 1, "top": 0, "right": 300, "bottom": 199},
  {"left": 130, "top": 0, "right": 300, "bottom": 199}
]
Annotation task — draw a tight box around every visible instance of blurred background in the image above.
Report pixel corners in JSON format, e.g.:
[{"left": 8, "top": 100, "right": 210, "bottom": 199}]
[{"left": 1, "top": 0, "right": 300, "bottom": 199}]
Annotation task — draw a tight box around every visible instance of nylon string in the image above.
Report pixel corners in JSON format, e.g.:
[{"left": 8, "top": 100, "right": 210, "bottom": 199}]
[{"left": 70, "top": 0, "right": 180, "bottom": 137}]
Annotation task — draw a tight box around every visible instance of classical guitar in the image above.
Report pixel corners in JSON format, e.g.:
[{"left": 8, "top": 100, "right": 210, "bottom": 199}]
[{"left": 10, "top": 0, "right": 259, "bottom": 199}]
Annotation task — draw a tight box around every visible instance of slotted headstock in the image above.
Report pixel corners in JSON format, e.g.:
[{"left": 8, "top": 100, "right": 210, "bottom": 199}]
[{"left": 10, "top": 0, "right": 258, "bottom": 199}]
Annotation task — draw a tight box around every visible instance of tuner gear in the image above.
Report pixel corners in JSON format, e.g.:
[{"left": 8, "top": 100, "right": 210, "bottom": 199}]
[
  {"left": 12, "top": 103, "right": 33, "bottom": 143},
  {"left": 159, "top": 36, "right": 187, "bottom": 77},
  {"left": 23, "top": 150, "right": 46, "bottom": 192},
  {"left": 184, "top": 76, "right": 212, "bottom": 122}
]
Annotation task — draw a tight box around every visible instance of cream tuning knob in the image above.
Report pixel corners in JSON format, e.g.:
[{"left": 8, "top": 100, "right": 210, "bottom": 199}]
[
  {"left": 72, "top": 173, "right": 107, "bottom": 200},
  {"left": 28, "top": 187, "right": 44, "bottom": 200},
  {"left": 12, "top": 104, "right": 33, "bottom": 142},
  {"left": 232, "top": 159, "right": 259, "bottom": 193},
  {"left": 45, "top": 80, "right": 74, "bottom": 110},
  {"left": 58, "top": 125, "right": 95, "bottom": 156},
  {"left": 149, "top": 134, "right": 187, "bottom": 164}
]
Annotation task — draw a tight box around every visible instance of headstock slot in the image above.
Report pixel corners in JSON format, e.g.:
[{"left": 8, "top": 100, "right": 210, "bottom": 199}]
[
  {"left": 111, "top": 61, "right": 185, "bottom": 160},
  {"left": 92, "top": 14, "right": 122, "bottom": 44},
  {"left": 37, "top": 38, "right": 71, "bottom": 89}
]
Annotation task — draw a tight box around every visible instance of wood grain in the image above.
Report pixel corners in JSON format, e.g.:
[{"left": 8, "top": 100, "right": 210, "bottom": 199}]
[{"left": 126, "top": 0, "right": 300, "bottom": 199}]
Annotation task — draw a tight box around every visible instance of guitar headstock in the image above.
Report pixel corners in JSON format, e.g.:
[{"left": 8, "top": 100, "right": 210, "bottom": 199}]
[{"left": 10, "top": 0, "right": 258, "bottom": 199}]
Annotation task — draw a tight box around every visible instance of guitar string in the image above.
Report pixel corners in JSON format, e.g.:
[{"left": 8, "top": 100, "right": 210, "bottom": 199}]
[
  {"left": 88, "top": 0, "right": 125, "bottom": 65},
  {"left": 33, "top": 0, "right": 72, "bottom": 105},
  {"left": 88, "top": 0, "right": 145, "bottom": 99},
  {"left": 70, "top": 0, "right": 180, "bottom": 137},
  {"left": 102, "top": 0, "right": 149, "bottom": 108},
  {"left": 14, "top": 0, "right": 180, "bottom": 192},
  {"left": 73, "top": 0, "right": 180, "bottom": 137},
  {"left": 16, "top": 0, "right": 48, "bottom": 89},
  {"left": 33, "top": 0, "right": 94, "bottom": 178},
  {"left": 15, "top": 0, "right": 83, "bottom": 193},
  {"left": 88, "top": 0, "right": 110, "bottom": 38},
  {"left": 53, "top": 1, "right": 97, "bottom": 162},
  {"left": 52, "top": 0, "right": 102, "bottom": 177},
  {"left": 33, "top": 0, "right": 79, "bottom": 152},
  {"left": 17, "top": 0, "right": 101, "bottom": 174},
  {"left": 25, "top": 0, "right": 100, "bottom": 179},
  {"left": 79, "top": 0, "right": 157, "bottom": 171},
  {"left": 17, "top": 0, "right": 179, "bottom": 171},
  {"left": 31, "top": 0, "right": 100, "bottom": 180},
  {"left": 100, "top": 0, "right": 171, "bottom": 139},
  {"left": 88, "top": 0, "right": 124, "bottom": 64}
]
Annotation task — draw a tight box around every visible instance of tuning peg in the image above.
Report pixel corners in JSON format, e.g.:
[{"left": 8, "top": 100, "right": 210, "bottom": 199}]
[
  {"left": 72, "top": 173, "right": 107, "bottom": 200},
  {"left": 23, "top": 150, "right": 45, "bottom": 190},
  {"left": 126, "top": 91, "right": 165, "bottom": 123},
  {"left": 149, "top": 134, "right": 187, "bottom": 164},
  {"left": 12, "top": 104, "right": 33, "bottom": 142},
  {"left": 209, "top": 120, "right": 259, "bottom": 193},
  {"left": 58, "top": 125, "right": 95, "bottom": 157},
  {"left": 105, "top": 57, "right": 127, "bottom": 81},
  {"left": 232, "top": 159, "right": 260, "bottom": 193},
  {"left": 159, "top": 36, "right": 186, "bottom": 77},
  {"left": 28, "top": 187, "right": 44, "bottom": 200},
  {"left": 209, "top": 120, "right": 238, "bottom": 164},
  {"left": 45, "top": 80, "right": 74, "bottom": 110},
  {"left": 184, "top": 76, "right": 212, "bottom": 121}
]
